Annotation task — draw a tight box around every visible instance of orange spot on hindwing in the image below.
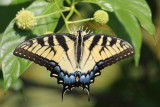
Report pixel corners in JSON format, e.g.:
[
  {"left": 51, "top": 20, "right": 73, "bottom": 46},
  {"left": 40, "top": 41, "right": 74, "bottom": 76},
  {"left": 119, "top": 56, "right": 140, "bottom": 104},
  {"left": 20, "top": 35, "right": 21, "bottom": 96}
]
[{"left": 76, "top": 76, "right": 80, "bottom": 82}]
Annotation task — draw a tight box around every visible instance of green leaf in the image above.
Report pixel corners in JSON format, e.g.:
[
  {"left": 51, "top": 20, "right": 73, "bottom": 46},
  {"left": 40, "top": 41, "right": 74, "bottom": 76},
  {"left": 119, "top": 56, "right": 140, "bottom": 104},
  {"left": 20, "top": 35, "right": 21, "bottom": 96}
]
[
  {"left": 107, "top": 11, "right": 142, "bottom": 66},
  {"left": 108, "top": 0, "right": 155, "bottom": 38},
  {"left": 0, "top": 0, "right": 62, "bottom": 91},
  {"left": 80, "top": 0, "right": 155, "bottom": 37},
  {"left": 10, "top": 0, "right": 33, "bottom": 5},
  {"left": 0, "top": 0, "right": 14, "bottom": 5},
  {"left": 79, "top": 0, "right": 155, "bottom": 65},
  {"left": 0, "top": 0, "right": 33, "bottom": 6},
  {"left": 115, "top": 9, "right": 142, "bottom": 66},
  {"left": 107, "top": 12, "right": 130, "bottom": 41},
  {"left": 77, "top": 0, "right": 113, "bottom": 12}
]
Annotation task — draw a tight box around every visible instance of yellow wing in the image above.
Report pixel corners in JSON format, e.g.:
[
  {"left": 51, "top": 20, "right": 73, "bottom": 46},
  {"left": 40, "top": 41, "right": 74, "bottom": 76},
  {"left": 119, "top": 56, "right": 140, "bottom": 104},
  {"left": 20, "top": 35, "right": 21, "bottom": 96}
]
[
  {"left": 80, "top": 34, "right": 135, "bottom": 73},
  {"left": 13, "top": 33, "right": 77, "bottom": 75}
]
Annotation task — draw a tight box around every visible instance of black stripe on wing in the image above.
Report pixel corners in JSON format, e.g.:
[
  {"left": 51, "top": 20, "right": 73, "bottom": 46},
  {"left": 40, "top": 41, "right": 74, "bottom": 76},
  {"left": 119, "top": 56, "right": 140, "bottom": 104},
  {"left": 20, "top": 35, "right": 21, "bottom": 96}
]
[
  {"left": 84, "top": 34, "right": 135, "bottom": 70},
  {"left": 37, "top": 37, "right": 45, "bottom": 46},
  {"left": 89, "top": 36, "right": 101, "bottom": 51},
  {"left": 13, "top": 33, "right": 76, "bottom": 71},
  {"left": 56, "top": 35, "right": 69, "bottom": 52}
]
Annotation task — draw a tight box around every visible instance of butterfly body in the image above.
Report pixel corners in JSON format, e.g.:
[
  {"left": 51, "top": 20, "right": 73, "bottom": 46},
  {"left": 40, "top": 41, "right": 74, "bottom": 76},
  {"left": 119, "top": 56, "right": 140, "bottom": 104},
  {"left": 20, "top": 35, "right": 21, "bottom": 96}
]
[{"left": 13, "top": 30, "right": 135, "bottom": 99}]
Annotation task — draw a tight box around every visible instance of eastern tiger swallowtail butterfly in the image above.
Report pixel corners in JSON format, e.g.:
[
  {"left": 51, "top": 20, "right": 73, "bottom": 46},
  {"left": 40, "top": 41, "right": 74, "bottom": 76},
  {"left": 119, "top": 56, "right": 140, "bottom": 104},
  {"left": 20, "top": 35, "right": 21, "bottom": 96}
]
[{"left": 13, "top": 30, "right": 135, "bottom": 100}]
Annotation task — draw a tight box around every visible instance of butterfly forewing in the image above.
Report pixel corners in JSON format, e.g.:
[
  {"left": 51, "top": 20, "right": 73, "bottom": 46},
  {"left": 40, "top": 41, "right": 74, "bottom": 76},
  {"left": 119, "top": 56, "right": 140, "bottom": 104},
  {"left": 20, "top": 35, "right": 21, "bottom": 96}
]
[
  {"left": 81, "top": 34, "right": 135, "bottom": 71},
  {"left": 13, "top": 34, "right": 76, "bottom": 71}
]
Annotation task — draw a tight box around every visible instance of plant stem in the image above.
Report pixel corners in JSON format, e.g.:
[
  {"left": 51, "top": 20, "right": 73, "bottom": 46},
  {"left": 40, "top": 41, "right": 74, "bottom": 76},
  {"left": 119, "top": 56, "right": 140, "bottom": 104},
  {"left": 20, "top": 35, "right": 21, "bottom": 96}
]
[
  {"left": 67, "top": 18, "right": 94, "bottom": 24},
  {"left": 74, "top": 8, "right": 81, "bottom": 17},
  {"left": 35, "top": 7, "right": 70, "bottom": 19},
  {"left": 63, "top": 1, "right": 76, "bottom": 33},
  {"left": 54, "top": 0, "right": 71, "bottom": 33},
  {"left": 66, "top": 0, "right": 71, "bottom": 5},
  {"left": 66, "top": 4, "right": 74, "bottom": 20}
]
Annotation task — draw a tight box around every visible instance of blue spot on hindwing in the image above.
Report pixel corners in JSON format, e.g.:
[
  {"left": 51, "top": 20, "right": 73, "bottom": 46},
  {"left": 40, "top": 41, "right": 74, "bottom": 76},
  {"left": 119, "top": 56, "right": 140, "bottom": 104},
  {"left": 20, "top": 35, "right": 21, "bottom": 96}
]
[
  {"left": 80, "top": 75, "right": 85, "bottom": 83},
  {"left": 64, "top": 75, "right": 69, "bottom": 84},
  {"left": 93, "top": 65, "right": 99, "bottom": 73},
  {"left": 69, "top": 75, "right": 75, "bottom": 83},
  {"left": 89, "top": 71, "right": 94, "bottom": 79},
  {"left": 85, "top": 74, "right": 90, "bottom": 84},
  {"left": 59, "top": 72, "right": 64, "bottom": 79},
  {"left": 53, "top": 66, "right": 60, "bottom": 73},
  {"left": 80, "top": 74, "right": 90, "bottom": 84}
]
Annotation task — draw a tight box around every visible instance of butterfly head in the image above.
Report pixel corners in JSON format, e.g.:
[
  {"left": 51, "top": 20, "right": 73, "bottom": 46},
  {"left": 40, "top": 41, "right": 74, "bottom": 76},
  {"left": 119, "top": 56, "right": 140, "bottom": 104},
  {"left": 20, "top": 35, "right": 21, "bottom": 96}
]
[{"left": 72, "top": 30, "right": 86, "bottom": 37}]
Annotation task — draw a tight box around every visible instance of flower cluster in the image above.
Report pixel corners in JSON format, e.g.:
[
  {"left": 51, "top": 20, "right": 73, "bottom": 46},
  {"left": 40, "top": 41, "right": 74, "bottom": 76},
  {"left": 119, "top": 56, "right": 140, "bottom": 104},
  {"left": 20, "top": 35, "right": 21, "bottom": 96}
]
[
  {"left": 94, "top": 10, "right": 109, "bottom": 25},
  {"left": 16, "top": 8, "right": 37, "bottom": 30}
]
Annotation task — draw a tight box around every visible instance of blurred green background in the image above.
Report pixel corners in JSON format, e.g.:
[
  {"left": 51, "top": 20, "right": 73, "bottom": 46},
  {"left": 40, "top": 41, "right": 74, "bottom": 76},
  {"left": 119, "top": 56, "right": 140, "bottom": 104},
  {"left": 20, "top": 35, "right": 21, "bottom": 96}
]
[{"left": 0, "top": 0, "right": 160, "bottom": 107}]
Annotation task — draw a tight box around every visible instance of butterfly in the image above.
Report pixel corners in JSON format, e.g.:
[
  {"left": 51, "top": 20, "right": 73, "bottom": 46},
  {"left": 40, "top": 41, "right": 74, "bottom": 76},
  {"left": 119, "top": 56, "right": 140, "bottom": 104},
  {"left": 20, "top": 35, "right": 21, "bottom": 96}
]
[{"left": 13, "top": 30, "right": 135, "bottom": 100}]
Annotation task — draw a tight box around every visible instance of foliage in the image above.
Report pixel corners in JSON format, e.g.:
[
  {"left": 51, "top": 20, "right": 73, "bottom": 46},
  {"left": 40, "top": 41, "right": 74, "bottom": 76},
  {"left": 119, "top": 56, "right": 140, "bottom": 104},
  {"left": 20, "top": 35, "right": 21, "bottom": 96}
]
[{"left": 0, "top": 0, "right": 155, "bottom": 92}]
